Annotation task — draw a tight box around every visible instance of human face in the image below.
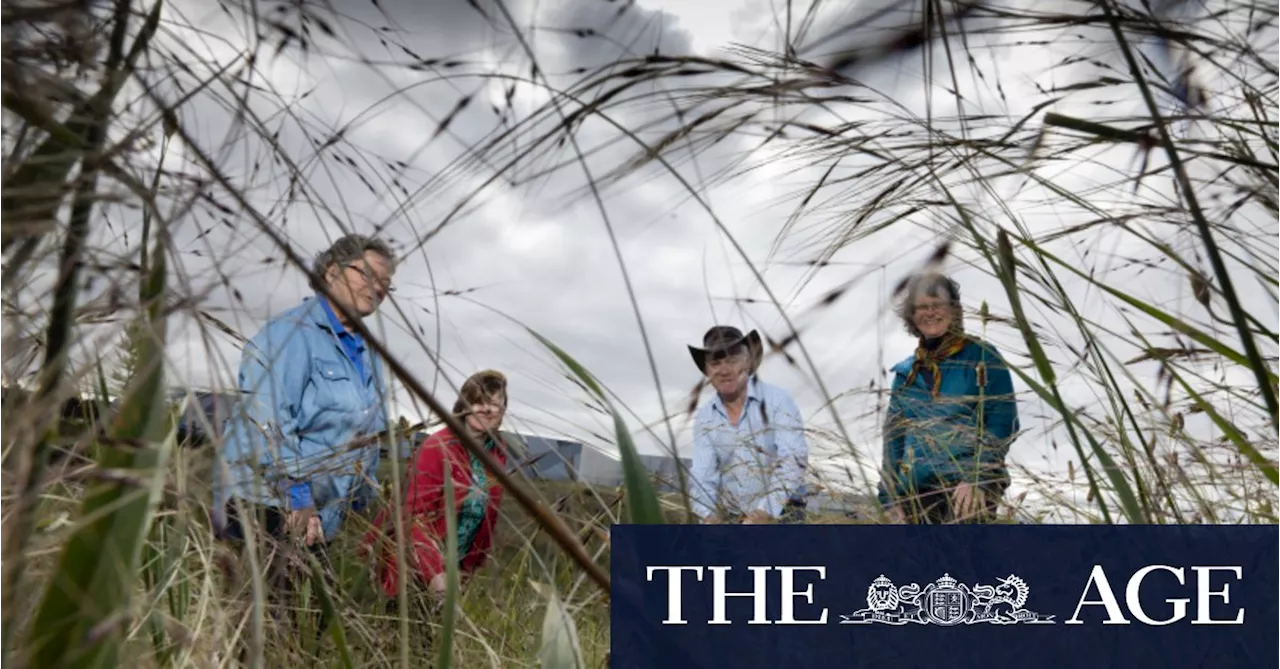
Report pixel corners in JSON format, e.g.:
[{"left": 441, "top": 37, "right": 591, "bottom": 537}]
[
  {"left": 705, "top": 348, "right": 750, "bottom": 398},
  {"left": 911, "top": 293, "right": 955, "bottom": 339},
  {"left": 464, "top": 392, "right": 506, "bottom": 435},
  {"left": 327, "top": 250, "right": 394, "bottom": 319}
]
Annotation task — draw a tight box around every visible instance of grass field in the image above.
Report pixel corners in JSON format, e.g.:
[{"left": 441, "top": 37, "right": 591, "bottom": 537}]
[
  {"left": 9, "top": 426, "right": 875, "bottom": 667},
  {"left": 11, "top": 442, "right": 614, "bottom": 667}
]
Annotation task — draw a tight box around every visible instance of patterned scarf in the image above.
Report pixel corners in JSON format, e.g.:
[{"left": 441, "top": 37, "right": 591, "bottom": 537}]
[
  {"left": 456, "top": 437, "right": 497, "bottom": 556},
  {"left": 903, "top": 332, "right": 971, "bottom": 398}
]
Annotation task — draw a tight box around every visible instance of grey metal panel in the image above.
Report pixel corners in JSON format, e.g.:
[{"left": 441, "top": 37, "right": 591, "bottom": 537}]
[
  {"left": 576, "top": 445, "right": 622, "bottom": 487},
  {"left": 507, "top": 433, "right": 583, "bottom": 482},
  {"left": 634, "top": 452, "right": 692, "bottom": 492}
]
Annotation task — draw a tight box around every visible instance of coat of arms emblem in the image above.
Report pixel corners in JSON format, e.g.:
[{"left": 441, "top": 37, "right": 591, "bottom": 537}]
[{"left": 840, "top": 573, "right": 1055, "bottom": 626}]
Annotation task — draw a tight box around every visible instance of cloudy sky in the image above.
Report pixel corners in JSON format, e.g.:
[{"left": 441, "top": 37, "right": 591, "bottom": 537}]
[{"left": 19, "top": 0, "right": 1270, "bottom": 518}]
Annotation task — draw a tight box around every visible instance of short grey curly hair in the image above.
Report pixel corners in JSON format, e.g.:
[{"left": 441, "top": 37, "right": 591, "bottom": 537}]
[
  {"left": 309, "top": 234, "right": 395, "bottom": 292},
  {"left": 896, "top": 272, "right": 962, "bottom": 338}
]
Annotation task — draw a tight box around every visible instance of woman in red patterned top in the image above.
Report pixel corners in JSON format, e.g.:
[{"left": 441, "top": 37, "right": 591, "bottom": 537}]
[{"left": 364, "top": 370, "right": 509, "bottom": 599}]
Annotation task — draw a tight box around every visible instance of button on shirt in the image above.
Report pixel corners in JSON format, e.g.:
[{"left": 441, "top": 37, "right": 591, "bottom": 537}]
[{"left": 688, "top": 377, "right": 809, "bottom": 519}]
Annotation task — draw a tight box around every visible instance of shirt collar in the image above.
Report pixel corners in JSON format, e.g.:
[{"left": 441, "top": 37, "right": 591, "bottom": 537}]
[{"left": 315, "top": 294, "right": 359, "bottom": 342}]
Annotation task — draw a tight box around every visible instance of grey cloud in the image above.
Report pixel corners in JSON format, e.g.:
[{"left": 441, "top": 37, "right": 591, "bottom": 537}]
[
  {"left": 143, "top": 0, "right": 729, "bottom": 431},
  {"left": 539, "top": 0, "right": 695, "bottom": 63},
  {"left": 13, "top": 0, "right": 1271, "bottom": 519}
]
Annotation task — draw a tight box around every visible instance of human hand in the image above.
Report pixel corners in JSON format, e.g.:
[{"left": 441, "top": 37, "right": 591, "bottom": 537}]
[
  {"left": 885, "top": 506, "right": 906, "bottom": 524},
  {"left": 429, "top": 573, "right": 448, "bottom": 595},
  {"left": 287, "top": 508, "right": 324, "bottom": 546},
  {"left": 742, "top": 510, "right": 772, "bottom": 525},
  {"left": 701, "top": 513, "right": 722, "bottom": 525},
  {"left": 951, "top": 483, "right": 985, "bottom": 521}
]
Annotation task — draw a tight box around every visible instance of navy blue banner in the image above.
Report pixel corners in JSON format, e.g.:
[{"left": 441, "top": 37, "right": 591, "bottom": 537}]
[{"left": 610, "top": 525, "right": 1278, "bottom": 669}]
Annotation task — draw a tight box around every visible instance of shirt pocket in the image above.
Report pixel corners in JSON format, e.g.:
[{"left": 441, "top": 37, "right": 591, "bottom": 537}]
[
  {"left": 310, "top": 358, "right": 360, "bottom": 410},
  {"left": 758, "top": 428, "right": 779, "bottom": 457}
]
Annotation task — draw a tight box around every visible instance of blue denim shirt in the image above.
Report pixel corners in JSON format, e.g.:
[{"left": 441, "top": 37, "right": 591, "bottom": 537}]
[
  {"left": 213, "top": 295, "right": 389, "bottom": 540},
  {"left": 688, "top": 377, "right": 809, "bottom": 520}
]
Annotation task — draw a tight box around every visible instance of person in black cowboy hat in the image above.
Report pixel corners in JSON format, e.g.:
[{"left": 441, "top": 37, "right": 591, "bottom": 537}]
[{"left": 685, "top": 325, "right": 810, "bottom": 524}]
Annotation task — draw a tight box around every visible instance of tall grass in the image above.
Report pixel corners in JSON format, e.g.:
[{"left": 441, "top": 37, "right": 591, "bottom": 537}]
[{"left": 3, "top": 0, "right": 1276, "bottom": 667}]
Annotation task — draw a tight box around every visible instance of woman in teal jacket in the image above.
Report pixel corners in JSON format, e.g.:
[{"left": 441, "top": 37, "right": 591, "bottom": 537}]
[
  {"left": 214, "top": 234, "right": 395, "bottom": 598},
  {"left": 877, "top": 272, "right": 1020, "bottom": 524}
]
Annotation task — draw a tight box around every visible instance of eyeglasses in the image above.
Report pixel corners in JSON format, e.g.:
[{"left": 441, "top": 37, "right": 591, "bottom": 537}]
[
  {"left": 345, "top": 263, "right": 395, "bottom": 293},
  {"left": 912, "top": 301, "right": 950, "bottom": 314}
]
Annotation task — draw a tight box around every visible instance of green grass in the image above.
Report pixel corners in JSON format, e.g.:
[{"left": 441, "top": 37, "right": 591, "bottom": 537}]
[
  {"left": 7, "top": 434, "right": 869, "bottom": 668},
  {"left": 10, "top": 445, "right": 615, "bottom": 667}
]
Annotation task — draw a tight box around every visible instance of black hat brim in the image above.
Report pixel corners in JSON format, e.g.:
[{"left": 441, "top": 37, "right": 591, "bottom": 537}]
[{"left": 688, "top": 329, "right": 762, "bottom": 375}]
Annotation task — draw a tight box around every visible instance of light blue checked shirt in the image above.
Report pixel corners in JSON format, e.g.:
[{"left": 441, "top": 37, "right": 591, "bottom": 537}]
[{"left": 688, "top": 376, "right": 809, "bottom": 520}]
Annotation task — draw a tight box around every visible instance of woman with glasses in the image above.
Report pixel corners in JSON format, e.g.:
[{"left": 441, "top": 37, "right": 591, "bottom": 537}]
[
  {"left": 213, "top": 233, "right": 396, "bottom": 622},
  {"left": 876, "top": 272, "right": 1021, "bottom": 524},
  {"left": 364, "top": 370, "right": 511, "bottom": 605}
]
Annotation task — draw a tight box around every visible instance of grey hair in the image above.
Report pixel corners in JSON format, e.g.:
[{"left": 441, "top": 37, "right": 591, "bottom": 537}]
[
  {"left": 309, "top": 234, "right": 395, "bottom": 291},
  {"left": 896, "top": 272, "right": 962, "bottom": 338}
]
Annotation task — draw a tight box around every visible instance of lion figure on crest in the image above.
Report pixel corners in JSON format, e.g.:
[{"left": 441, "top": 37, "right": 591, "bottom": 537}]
[{"left": 866, "top": 575, "right": 900, "bottom": 612}]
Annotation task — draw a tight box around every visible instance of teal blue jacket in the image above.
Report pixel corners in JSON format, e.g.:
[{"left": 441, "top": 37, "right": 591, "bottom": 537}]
[{"left": 877, "top": 338, "right": 1020, "bottom": 508}]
